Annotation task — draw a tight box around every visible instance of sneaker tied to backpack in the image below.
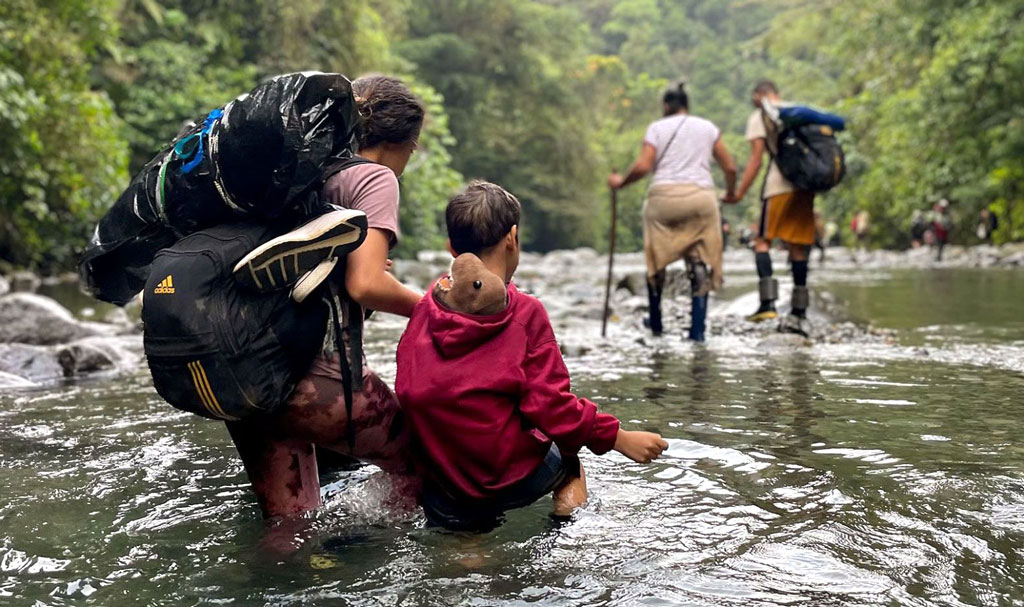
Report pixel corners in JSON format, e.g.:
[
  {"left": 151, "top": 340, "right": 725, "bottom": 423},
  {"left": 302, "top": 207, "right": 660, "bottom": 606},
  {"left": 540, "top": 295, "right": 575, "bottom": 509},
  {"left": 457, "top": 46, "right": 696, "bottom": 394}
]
[{"left": 232, "top": 209, "right": 367, "bottom": 293}]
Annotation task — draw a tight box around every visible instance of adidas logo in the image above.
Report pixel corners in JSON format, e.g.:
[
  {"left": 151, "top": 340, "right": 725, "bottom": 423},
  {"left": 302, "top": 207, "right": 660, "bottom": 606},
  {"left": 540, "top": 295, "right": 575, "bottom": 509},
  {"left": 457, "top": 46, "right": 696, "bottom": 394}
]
[{"left": 154, "top": 275, "right": 175, "bottom": 294}]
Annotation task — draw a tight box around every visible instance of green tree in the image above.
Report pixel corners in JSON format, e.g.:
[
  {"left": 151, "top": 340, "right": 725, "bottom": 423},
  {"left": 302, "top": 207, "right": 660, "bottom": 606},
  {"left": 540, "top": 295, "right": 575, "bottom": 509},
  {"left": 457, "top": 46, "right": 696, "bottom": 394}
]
[{"left": 0, "top": 0, "right": 128, "bottom": 270}]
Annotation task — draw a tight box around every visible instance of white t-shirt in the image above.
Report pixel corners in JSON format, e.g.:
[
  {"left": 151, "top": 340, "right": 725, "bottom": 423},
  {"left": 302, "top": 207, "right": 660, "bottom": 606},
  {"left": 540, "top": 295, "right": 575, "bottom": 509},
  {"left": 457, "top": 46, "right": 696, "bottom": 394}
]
[
  {"left": 745, "top": 108, "right": 795, "bottom": 199},
  {"left": 643, "top": 114, "right": 720, "bottom": 189}
]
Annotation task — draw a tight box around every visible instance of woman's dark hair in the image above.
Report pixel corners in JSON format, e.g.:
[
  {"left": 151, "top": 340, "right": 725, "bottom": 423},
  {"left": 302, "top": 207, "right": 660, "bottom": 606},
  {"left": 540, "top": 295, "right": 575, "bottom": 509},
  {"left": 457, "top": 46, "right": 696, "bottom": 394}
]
[
  {"left": 663, "top": 80, "right": 689, "bottom": 115},
  {"left": 351, "top": 75, "right": 425, "bottom": 149}
]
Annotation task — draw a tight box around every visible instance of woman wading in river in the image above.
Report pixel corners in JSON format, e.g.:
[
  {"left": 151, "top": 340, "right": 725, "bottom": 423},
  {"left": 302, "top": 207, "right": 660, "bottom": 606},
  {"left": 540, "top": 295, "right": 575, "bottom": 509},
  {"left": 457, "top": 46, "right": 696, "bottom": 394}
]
[
  {"left": 608, "top": 82, "right": 738, "bottom": 341},
  {"left": 227, "top": 76, "right": 425, "bottom": 518}
]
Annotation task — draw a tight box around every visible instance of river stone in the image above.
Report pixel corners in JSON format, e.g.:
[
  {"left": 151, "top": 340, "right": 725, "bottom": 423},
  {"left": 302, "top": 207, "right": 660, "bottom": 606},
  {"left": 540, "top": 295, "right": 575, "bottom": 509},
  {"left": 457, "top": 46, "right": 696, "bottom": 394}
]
[
  {"left": 0, "top": 293, "right": 116, "bottom": 345},
  {"left": 57, "top": 342, "right": 117, "bottom": 376},
  {"left": 0, "top": 370, "right": 36, "bottom": 389},
  {"left": 10, "top": 271, "right": 41, "bottom": 293},
  {"left": 0, "top": 275, "right": 8, "bottom": 297},
  {"left": 756, "top": 333, "right": 812, "bottom": 350},
  {"left": 0, "top": 343, "right": 64, "bottom": 381},
  {"left": 392, "top": 259, "right": 441, "bottom": 291}
]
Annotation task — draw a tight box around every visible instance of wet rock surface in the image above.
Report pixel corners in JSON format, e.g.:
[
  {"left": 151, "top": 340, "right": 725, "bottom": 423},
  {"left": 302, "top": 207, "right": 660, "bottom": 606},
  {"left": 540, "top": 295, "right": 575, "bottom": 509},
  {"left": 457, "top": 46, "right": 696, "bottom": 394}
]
[
  {"left": 0, "top": 291, "right": 142, "bottom": 387},
  {"left": 10, "top": 270, "right": 41, "bottom": 293},
  {"left": 0, "top": 343, "right": 65, "bottom": 382},
  {"left": 0, "top": 293, "right": 117, "bottom": 345}
]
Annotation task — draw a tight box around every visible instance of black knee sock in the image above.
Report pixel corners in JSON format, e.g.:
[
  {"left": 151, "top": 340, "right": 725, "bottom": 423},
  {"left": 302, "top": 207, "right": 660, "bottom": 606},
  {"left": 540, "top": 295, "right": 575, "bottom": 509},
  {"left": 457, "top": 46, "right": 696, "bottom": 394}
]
[
  {"left": 792, "top": 260, "right": 808, "bottom": 287},
  {"left": 791, "top": 260, "right": 809, "bottom": 318},
  {"left": 755, "top": 252, "right": 773, "bottom": 279}
]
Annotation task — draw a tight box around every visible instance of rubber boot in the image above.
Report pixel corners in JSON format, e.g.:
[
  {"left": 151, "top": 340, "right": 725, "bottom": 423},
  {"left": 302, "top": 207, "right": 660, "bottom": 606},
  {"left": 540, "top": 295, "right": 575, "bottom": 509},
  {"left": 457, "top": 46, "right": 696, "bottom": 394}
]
[
  {"left": 645, "top": 282, "right": 663, "bottom": 336},
  {"left": 688, "top": 295, "right": 708, "bottom": 342}
]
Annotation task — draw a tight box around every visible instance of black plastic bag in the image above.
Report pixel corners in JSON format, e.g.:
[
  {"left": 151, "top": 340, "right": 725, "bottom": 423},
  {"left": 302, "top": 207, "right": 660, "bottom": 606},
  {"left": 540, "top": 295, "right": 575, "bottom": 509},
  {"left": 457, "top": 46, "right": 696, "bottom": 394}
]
[{"left": 80, "top": 72, "right": 359, "bottom": 306}]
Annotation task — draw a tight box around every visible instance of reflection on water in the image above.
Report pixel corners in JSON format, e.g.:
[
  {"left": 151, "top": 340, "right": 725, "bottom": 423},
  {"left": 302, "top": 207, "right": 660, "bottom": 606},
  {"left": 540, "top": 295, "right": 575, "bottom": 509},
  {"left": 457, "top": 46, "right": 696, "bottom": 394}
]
[{"left": 2, "top": 267, "right": 1024, "bottom": 606}]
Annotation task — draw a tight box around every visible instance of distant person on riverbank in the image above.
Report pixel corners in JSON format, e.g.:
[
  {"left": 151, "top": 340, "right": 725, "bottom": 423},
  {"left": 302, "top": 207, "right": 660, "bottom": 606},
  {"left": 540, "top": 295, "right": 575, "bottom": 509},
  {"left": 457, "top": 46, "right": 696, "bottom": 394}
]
[
  {"left": 396, "top": 182, "right": 667, "bottom": 531},
  {"left": 734, "top": 80, "right": 815, "bottom": 336},
  {"left": 851, "top": 209, "right": 870, "bottom": 250},
  {"left": 977, "top": 207, "right": 998, "bottom": 244},
  {"left": 931, "top": 199, "right": 953, "bottom": 260},
  {"left": 910, "top": 210, "right": 928, "bottom": 248},
  {"left": 608, "top": 81, "right": 738, "bottom": 341}
]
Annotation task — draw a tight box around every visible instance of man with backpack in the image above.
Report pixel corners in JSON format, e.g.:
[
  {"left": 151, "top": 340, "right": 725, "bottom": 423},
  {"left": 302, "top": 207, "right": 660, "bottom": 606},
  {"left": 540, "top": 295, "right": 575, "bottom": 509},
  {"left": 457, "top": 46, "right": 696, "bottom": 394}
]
[{"left": 734, "top": 80, "right": 826, "bottom": 337}]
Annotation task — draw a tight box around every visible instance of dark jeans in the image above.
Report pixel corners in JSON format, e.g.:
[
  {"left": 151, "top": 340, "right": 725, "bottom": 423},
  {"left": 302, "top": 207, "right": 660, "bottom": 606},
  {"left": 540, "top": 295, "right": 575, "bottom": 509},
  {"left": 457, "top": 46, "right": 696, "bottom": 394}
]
[{"left": 421, "top": 444, "right": 581, "bottom": 532}]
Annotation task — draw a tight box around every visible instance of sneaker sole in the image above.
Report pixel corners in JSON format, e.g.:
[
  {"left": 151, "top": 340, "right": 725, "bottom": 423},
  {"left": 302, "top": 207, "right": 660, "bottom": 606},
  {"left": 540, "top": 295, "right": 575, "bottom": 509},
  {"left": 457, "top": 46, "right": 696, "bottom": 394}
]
[
  {"left": 291, "top": 257, "right": 338, "bottom": 303},
  {"left": 746, "top": 310, "right": 778, "bottom": 322},
  {"left": 233, "top": 210, "right": 367, "bottom": 292}
]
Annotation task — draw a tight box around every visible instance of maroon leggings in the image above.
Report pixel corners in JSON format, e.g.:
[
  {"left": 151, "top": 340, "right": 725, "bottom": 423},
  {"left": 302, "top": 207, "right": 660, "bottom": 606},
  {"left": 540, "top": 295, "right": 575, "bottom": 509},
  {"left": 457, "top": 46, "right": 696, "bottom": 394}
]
[{"left": 227, "top": 354, "right": 412, "bottom": 518}]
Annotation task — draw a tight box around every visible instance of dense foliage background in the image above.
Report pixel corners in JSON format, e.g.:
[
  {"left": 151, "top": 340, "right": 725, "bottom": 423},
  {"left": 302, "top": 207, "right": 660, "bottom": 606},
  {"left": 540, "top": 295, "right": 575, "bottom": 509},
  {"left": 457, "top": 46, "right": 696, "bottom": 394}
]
[{"left": 1, "top": 0, "right": 1021, "bottom": 270}]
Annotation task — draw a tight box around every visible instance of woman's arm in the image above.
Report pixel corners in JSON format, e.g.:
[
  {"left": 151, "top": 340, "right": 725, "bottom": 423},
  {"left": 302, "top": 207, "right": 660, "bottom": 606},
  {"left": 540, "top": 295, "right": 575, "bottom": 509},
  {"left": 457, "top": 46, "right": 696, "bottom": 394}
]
[
  {"left": 608, "top": 143, "right": 657, "bottom": 190},
  {"left": 345, "top": 228, "right": 421, "bottom": 317},
  {"left": 713, "top": 136, "right": 738, "bottom": 203}
]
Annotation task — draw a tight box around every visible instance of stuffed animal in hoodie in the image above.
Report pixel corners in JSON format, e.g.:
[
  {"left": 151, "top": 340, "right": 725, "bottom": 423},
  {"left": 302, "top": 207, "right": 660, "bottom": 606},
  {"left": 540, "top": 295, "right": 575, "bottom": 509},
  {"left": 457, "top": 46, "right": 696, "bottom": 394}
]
[{"left": 433, "top": 253, "right": 507, "bottom": 315}]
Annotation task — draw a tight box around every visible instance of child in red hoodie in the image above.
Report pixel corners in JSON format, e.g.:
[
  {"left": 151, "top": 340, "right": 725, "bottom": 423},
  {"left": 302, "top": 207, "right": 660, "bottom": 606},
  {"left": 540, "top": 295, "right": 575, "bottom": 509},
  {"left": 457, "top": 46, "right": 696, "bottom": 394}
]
[{"left": 396, "top": 181, "right": 668, "bottom": 531}]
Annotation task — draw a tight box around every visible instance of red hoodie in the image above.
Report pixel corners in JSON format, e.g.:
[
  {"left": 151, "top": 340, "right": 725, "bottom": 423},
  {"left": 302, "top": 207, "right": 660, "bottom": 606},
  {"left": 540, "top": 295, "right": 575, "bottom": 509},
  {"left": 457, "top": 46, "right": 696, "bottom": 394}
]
[{"left": 395, "top": 281, "right": 620, "bottom": 500}]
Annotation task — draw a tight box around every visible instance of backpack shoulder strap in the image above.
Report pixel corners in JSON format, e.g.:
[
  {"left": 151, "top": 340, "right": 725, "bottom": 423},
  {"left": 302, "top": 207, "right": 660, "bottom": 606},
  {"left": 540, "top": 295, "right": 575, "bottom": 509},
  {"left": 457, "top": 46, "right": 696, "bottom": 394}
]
[
  {"left": 323, "top": 154, "right": 373, "bottom": 181},
  {"left": 654, "top": 115, "right": 688, "bottom": 170}
]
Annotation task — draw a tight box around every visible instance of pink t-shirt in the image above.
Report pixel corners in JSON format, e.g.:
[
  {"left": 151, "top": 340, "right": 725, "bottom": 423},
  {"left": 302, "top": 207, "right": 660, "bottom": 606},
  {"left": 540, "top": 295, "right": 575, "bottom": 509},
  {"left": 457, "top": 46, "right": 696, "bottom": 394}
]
[{"left": 324, "top": 163, "right": 401, "bottom": 247}]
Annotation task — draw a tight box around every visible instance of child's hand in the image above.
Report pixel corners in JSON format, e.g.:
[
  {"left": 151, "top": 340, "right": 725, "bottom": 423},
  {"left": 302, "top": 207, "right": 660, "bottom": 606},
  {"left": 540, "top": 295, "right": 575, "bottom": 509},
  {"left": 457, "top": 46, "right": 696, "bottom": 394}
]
[{"left": 613, "top": 429, "right": 669, "bottom": 463}]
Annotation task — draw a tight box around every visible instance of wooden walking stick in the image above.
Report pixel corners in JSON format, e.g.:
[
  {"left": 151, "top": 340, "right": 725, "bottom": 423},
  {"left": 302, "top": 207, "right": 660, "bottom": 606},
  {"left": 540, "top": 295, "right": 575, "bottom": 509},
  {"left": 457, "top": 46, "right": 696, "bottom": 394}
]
[{"left": 601, "top": 184, "right": 618, "bottom": 338}]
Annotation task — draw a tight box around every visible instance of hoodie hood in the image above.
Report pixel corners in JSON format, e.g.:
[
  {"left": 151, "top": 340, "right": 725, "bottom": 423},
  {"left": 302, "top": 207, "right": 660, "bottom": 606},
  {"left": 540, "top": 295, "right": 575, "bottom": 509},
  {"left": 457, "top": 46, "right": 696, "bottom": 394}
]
[{"left": 426, "top": 280, "right": 519, "bottom": 358}]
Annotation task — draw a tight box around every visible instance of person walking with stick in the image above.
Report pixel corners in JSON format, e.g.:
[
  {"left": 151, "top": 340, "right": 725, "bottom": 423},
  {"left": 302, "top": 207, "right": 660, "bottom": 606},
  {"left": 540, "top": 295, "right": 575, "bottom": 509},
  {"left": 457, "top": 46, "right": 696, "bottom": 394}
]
[{"left": 608, "top": 81, "right": 737, "bottom": 341}]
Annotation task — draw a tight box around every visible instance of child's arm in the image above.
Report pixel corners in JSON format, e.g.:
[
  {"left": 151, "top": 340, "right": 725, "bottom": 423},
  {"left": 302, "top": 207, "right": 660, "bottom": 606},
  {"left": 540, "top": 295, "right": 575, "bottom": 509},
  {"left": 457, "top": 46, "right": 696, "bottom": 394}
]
[
  {"left": 520, "top": 337, "right": 620, "bottom": 455},
  {"left": 521, "top": 340, "right": 668, "bottom": 462},
  {"left": 613, "top": 429, "right": 669, "bottom": 463}
]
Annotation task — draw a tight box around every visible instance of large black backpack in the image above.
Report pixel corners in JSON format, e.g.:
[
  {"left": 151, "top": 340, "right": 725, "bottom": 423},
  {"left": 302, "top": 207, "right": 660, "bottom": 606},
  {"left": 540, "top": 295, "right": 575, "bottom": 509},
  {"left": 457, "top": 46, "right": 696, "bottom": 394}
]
[
  {"left": 142, "top": 220, "right": 365, "bottom": 422},
  {"left": 81, "top": 72, "right": 360, "bottom": 306},
  {"left": 773, "top": 123, "right": 846, "bottom": 193}
]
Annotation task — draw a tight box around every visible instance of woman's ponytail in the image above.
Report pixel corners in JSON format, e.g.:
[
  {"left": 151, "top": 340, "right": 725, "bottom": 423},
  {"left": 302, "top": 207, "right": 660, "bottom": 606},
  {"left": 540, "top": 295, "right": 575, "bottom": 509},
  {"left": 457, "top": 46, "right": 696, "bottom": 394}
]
[
  {"left": 350, "top": 75, "right": 425, "bottom": 150},
  {"left": 663, "top": 80, "right": 689, "bottom": 115}
]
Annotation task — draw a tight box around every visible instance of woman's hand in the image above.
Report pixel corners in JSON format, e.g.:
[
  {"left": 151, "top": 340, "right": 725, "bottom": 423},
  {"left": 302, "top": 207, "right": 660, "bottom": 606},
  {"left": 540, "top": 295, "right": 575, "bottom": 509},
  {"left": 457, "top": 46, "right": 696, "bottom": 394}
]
[
  {"left": 613, "top": 429, "right": 669, "bottom": 463},
  {"left": 720, "top": 191, "right": 739, "bottom": 204},
  {"left": 607, "top": 173, "right": 625, "bottom": 190}
]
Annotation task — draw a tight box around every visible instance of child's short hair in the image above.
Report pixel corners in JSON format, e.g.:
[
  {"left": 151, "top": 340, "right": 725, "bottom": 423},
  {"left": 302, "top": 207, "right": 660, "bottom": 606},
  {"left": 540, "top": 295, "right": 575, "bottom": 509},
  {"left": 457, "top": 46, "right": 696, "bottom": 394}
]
[{"left": 446, "top": 181, "right": 521, "bottom": 255}]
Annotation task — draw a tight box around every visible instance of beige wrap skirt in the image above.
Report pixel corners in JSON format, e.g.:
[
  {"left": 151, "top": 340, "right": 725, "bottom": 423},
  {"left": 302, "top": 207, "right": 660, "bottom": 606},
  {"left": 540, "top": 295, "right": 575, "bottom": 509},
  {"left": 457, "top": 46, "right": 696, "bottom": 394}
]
[{"left": 643, "top": 183, "right": 723, "bottom": 290}]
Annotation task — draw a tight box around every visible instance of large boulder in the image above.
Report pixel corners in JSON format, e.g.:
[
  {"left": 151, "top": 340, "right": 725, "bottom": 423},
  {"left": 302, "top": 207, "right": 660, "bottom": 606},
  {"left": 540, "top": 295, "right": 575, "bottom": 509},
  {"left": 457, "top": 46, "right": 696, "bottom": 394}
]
[
  {"left": 0, "top": 343, "right": 64, "bottom": 381},
  {"left": 0, "top": 293, "right": 116, "bottom": 345},
  {"left": 56, "top": 336, "right": 141, "bottom": 376},
  {"left": 0, "top": 370, "right": 36, "bottom": 389},
  {"left": 10, "top": 270, "right": 41, "bottom": 293}
]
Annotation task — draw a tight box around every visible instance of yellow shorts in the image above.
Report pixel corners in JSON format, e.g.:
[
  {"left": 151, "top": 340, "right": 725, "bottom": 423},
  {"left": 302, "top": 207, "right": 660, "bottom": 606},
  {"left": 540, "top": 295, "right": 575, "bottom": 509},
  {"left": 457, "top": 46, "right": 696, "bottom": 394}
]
[{"left": 759, "top": 191, "right": 816, "bottom": 246}]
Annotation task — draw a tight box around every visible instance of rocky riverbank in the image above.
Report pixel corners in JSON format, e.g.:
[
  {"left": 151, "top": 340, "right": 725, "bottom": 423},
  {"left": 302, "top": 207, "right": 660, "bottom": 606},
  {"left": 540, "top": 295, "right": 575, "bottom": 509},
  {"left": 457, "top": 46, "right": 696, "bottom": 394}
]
[
  {"left": 2, "top": 242, "right": 1020, "bottom": 389},
  {"left": 0, "top": 275, "right": 142, "bottom": 389}
]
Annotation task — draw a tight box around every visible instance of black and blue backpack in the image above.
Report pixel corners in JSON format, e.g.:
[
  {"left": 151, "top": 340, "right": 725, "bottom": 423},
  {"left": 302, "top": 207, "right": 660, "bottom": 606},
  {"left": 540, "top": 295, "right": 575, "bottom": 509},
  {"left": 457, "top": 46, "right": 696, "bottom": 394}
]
[{"left": 767, "top": 105, "right": 847, "bottom": 193}]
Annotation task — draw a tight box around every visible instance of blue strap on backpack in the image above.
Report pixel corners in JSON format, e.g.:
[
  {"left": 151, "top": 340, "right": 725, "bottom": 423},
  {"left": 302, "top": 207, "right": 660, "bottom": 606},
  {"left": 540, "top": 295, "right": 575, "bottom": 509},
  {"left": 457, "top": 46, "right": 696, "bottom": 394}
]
[
  {"left": 778, "top": 105, "right": 845, "bottom": 132},
  {"left": 173, "top": 108, "right": 224, "bottom": 175}
]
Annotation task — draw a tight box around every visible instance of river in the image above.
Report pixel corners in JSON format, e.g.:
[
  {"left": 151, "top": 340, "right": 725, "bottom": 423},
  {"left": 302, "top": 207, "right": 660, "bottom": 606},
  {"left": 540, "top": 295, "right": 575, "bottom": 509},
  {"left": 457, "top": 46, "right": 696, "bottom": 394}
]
[{"left": 2, "top": 247, "right": 1022, "bottom": 606}]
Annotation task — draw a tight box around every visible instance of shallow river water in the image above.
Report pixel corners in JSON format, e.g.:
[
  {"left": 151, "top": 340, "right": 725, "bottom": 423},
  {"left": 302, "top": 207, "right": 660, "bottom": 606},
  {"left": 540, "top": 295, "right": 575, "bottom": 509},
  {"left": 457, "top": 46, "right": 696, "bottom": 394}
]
[{"left": 2, "top": 249, "right": 1023, "bottom": 606}]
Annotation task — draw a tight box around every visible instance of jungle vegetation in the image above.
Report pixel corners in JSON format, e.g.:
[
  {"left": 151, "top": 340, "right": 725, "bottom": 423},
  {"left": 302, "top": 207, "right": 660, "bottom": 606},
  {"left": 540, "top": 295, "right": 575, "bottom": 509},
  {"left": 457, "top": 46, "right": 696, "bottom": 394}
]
[{"left": 2, "top": 0, "right": 1021, "bottom": 270}]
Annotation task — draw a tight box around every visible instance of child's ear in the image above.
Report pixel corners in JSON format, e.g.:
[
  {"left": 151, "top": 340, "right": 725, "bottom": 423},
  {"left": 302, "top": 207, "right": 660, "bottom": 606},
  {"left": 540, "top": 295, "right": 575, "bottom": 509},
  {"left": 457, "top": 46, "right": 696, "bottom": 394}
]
[
  {"left": 446, "top": 238, "right": 457, "bottom": 258},
  {"left": 507, "top": 225, "right": 518, "bottom": 248}
]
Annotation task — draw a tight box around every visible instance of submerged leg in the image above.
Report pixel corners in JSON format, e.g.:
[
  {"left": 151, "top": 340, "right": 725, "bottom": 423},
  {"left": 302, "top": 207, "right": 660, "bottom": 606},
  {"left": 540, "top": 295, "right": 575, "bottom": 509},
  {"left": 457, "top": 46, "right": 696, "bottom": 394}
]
[
  {"left": 226, "top": 422, "right": 321, "bottom": 518},
  {"left": 552, "top": 463, "right": 587, "bottom": 517}
]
